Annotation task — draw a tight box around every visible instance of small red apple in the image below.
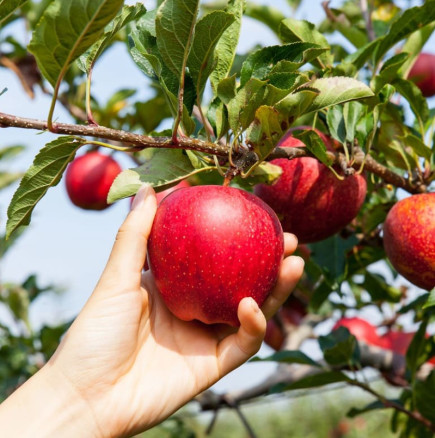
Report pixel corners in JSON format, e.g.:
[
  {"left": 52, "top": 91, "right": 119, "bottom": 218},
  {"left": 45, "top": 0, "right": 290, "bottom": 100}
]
[
  {"left": 254, "top": 129, "right": 367, "bottom": 243},
  {"left": 264, "top": 295, "right": 308, "bottom": 350},
  {"left": 333, "top": 317, "right": 385, "bottom": 347},
  {"left": 380, "top": 331, "right": 414, "bottom": 356},
  {"left": 408, "top": 53, "right": 435, "bottom": 98},
  {"left": 383, "top": 193, "right": 435, "bottom": 291},
  {"left": 147, "top": 185, "right": 284, "bottom": 326},
  {"left": 65, "top": 151, "right": 121, "bottom": 210}
]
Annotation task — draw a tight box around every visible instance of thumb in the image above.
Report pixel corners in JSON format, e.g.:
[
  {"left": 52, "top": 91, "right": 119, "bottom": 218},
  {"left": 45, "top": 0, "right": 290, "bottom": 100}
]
[{"left": 100, "top": 184, "right": 157, "bottom": 289}]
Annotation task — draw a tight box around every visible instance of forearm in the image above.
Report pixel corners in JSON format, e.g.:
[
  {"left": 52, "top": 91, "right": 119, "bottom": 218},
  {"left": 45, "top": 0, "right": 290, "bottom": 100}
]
[{"left": 0, "top": 363, "right": 102, "bottom": 438}]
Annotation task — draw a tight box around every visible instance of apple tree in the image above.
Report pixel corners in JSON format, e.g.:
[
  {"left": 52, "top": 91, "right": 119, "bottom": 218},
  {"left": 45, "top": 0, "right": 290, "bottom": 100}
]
[{"left": 1, "top": 0, "right": 435, "bottom": 436}]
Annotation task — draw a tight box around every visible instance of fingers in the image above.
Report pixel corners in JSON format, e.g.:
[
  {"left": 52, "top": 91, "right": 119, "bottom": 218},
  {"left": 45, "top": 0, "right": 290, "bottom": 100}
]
[
  {"left": 216, "top": 297, "right": 266, "bottom": 377},
  {"left": 100, "top": 184, "right": 157, "bottom": 289},
  {"left": 284, "top": 233, "right": 298, "bottom": 257},
  {"left": 261, "top": 255, "right": 305, "bottom": 320}
]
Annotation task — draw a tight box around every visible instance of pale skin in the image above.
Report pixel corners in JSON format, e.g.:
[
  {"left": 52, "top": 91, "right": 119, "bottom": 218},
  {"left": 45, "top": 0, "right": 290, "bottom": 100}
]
[{"left": 0, "top": 184, "right": 305, "bottom": 438}]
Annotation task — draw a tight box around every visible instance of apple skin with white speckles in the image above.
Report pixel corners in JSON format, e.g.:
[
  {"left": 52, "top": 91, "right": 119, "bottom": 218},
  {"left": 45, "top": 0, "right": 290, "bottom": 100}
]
[
  {"left": 147, "top": 185, "right": 284, "bottom": 326},
  {"left": 383, "top": 193, "right": 435, "bottom": 291},
  {"left": 254, "top": 157, "right": 367, "bottom": 244}
]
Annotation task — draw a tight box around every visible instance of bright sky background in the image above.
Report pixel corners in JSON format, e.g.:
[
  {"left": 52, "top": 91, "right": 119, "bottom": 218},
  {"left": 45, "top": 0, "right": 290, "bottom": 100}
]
[{"left": 0, "top": 0, "right": 431, "bottom": 393}]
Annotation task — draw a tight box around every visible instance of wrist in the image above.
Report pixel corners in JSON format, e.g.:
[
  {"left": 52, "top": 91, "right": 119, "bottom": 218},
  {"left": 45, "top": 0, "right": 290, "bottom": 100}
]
[{"left": 0, "top": 362, "right": 103, "bottom": 438}]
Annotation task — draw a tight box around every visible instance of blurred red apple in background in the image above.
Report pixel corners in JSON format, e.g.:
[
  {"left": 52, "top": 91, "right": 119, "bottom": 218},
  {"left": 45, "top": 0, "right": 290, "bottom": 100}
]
[
  {"left": 333, "top": 317, "right": 385, "bottom": 347},
  {"left": 264, "top": 295, "right": 308, "bottom": 350},
  {"left": 148, "top": 185, "right": 284, "bottom": 326},
  {"left": 383, "top": 193, "right": 435, "bottom": 291},
  {"left": 408, "top": 53, "right": 435, "bottom": 97},
  {"left": 65, "top": 151, "right": 121, "bottom": 210},
  {"left": 254, "top": 128, "right": 366, "bottom": 243}
]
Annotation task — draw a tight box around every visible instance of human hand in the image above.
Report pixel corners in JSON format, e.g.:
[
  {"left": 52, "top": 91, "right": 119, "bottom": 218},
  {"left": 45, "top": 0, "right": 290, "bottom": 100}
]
[{"left": 0, "top": 184, "right": 304, "bottom": 438}]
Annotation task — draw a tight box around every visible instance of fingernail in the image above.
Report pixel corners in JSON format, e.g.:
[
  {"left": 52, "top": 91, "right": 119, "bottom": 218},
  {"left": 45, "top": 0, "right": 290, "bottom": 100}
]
[{"left": 132, "top": 184, "right": 152, "bottom": 210}]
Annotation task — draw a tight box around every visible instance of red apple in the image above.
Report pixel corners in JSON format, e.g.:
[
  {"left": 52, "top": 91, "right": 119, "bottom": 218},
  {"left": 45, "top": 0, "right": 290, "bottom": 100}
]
[
  {"left": 147, "top": 185, "right": 284, "bottom": 326},
  {"left": 264, "top": 295, "right": 308, "bottom": 350},
  {"left": 254, "top": 136, "right": 367, "bottom": 242},
  {"left": 65, "top": 151, "right": 121, "bottom": 210},
  {"left": 380, "top": 331, "right": 414, "bottom": 356},
  {"left": 408, "top": 53, "right": 435, "bottom": 98},
  {"left": 333, "top": 317, "right": 385, "bottom": 347},
  {"left": 383, "top": 193, "right": 435, "bottom": 291}
]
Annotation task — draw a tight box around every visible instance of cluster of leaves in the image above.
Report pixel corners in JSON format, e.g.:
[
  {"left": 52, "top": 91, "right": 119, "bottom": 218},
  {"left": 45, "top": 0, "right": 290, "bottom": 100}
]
[{"left": 1, "top": 0, "right": 435, "bottom": 435}]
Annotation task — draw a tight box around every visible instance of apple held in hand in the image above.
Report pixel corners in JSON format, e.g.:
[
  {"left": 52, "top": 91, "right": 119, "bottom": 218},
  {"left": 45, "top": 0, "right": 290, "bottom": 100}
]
[
  {"left": 147, "top": 185, "right": 284, "bottom": 326},
  {"left": 254, "top": 130, "right": 367, "bottom": 243},
  {"left": 408, "top": 53, "right": 435, "bottom": 98},
  {"left": 65, "top": 151, "right": 121, "bottom": 210},
  {"left": 383, "top": 193, "right": 435, "bottom": 291}
]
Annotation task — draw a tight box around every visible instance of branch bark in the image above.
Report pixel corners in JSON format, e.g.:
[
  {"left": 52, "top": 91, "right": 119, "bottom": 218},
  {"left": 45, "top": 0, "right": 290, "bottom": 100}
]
[{"left": 0, "top": 112, "right": 427, "bottom": 194}]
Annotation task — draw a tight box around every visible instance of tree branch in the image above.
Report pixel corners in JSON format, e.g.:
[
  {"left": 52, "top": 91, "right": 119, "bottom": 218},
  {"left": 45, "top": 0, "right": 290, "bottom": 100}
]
[
  {"left": 0, "top": 112, "right": 229, "bottom": 157},
  {"left": 0, "top": 112, "right": 427, "bottom": 194}
]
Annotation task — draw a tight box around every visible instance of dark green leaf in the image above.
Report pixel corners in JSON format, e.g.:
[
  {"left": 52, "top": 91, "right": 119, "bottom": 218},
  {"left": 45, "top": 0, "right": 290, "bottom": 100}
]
[
  {"left": 406, "top": 319, "right": 428, "bottom": 379},
  {"left": 240, "top": 42, "right": 327, "bottom": 86},
  {"left": 277, "top": 371, "right": 350, "bottom": 391},
  {"left": 326, "top": 105, "right": 346, "bottom": 144},
  {"left": 360, "top": 272, "right": 402, "bottom": 303},
  {"left": 28, "top": 0, "right": 124, "bottom": 87},
  {"left": 251, "top": 350, "right": 320, "bottom": 367},
  {"left": 393, "top": 78, "right": 429, "bottom": 126},
  {"left": 187, "top": 11, "right": 235, "bottom": 100},
  {"left": 155, "top": 0, "right": 199, "bottom": 78},
  {"left": 0, "top": 0, "right": 27, "bottom": 25},
  {"left": 347, "top": 400, "right": 393, "bottom": 418},
  {"left": 6, "top": 136, "right": 86, "bottom": 238},
  {"left": 415, "top": 370, "right": 435, "bottom": 423},
  {"left": 279, "top": 18, "right": 333, "bottom": 67},
  {"left": 210, "top": 0, "right": 244, "bottom": 91},
  {"left": 319, "top": 327, "right": 359, "bottom": 366},
  {"left": 343, "top": 101, "right": 363, "bottom": 143},
  {"left": 294, "top": 129, "right": 333, "bottom": 166},
  {"left": 399, "top": 134, "right": 432, "bottom": 161},
  {"left": 77, "top": 4, "right": 147, "bottom": 74}
]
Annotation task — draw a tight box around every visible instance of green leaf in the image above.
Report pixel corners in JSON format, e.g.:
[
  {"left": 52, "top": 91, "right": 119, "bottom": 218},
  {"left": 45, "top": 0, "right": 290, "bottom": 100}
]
[
  {"left": 155, "top": 0, "right": 200, "bottom": 78},
  {"left": 0, "top": 87, "right": 6, "bottom": 97},
  {"left": 347, "top": 400, "right": 391, "bottom": 418},
  {"left": 319, "top": 327, "right": 360, "bottom": 367},
  {"left": 187, "top": 11, "right": 235, "bottom": 100},
  {"left": 242, "top": 161, "right": 282, "bottom": 186},
  {"left": 217, "top": 74, "right": 237, "bottom": 104},
  {"left": 423, "top": 289, "right": 435, "bottom": 310},
  {"left": 6, "top": 136, "right": 86, "bottom": 238},
  {"left": 240, "top": 42, "right": 327, "bottom": 86},
  {"left": 0, "top": 145, "right": 25, "bottom": 161},
  {"left": 393, "top": 78, "right": 429, "bottom": 126},
  {"left": 399, "top": 134, "right": 432, "bottom": 161},
  {"left": 374, "top": 2, "right": 435, "bottom": 64},
  {"left": 303, "top": 77, "right": 374, "bottom": 114},
  {"left": 343, "top": 101, "right": 364, "bottom": 144},
  {"left": 0, "top": 0, "right": 27, "bottom": 25},
  {"left": 360, "top": 272, "right": 402, "bottom": 303},
  {"left": 399, "top": 22, "right": 435, "bottom": 78},
  {"left": 279, "top": 18, "right": 333, "bottom": 67},
  {"left": 415, "top": 371, "right": 435, "bottom": 423},
  {"left": 274, "top": 88, "right": 318, "bottom": 119},
  {"left": 210, "top": 0, "right": 244, "bottom": 92},
  {"left": 77, "top": 4, "right": 147, "bottom": 74},
  {"left": 0, "top": 172, "right": 23, "bottom": 190},
  {"left": 107, "top": 148, "right": 213, "bottom": 203},
  {"left": 251, "top": 350, "right": 320, "bottom": 367},
  {"left": 28, "top": 0, "right": 124, "bottom": 87},
  {"left": 128, "top": 23, "right": 196, "bottom": 135},
  {"left": 246, "top": 105, "right": 284, "bottom": 161},
  {"left": 294, "top": 129, "right": 334, "bottom": 167},
  {"left": 276, "top": 371, "right": 350, "bottom": 392},
  {"left": 406, "top": 320, "right": 428, "bottom": 379},
  {"left": 326, "top": 105, "right": 346, "bottom": 144}
]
